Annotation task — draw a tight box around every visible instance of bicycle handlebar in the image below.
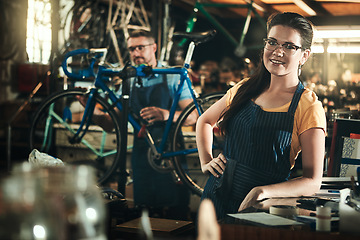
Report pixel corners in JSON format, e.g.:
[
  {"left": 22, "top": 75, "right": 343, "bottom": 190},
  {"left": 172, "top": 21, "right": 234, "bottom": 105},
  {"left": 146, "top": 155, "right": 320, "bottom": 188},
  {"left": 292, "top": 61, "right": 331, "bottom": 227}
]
[
  {"left": 62, "top": 48, "right": 107, "bottom": 80},
  {"left": 118, "top": 64, "right": 153, "bottom": 79},
  {"left": 62, "top": 49, "right": 183, "bottom": 81}
]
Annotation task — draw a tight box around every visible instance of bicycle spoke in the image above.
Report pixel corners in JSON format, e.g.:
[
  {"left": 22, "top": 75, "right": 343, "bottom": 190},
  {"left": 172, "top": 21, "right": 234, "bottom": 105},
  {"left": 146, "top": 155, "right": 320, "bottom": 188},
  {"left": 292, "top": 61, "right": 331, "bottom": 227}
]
[
  {"left": 30, "top": 89, "right": 123, "bottom": 185},
  {"left": 172, "top": 92, "right": 225, "bottom": 196}
]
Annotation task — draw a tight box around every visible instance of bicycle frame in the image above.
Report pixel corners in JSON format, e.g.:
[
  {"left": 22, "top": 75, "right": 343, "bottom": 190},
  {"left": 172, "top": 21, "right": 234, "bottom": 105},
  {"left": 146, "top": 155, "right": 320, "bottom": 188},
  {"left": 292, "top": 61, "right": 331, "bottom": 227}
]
[
  {"left": 62, "top": 45, "right": 202, "bottom": 162},
  {"left": 43, "top": 104, "right": 117, "bottom": 158}
]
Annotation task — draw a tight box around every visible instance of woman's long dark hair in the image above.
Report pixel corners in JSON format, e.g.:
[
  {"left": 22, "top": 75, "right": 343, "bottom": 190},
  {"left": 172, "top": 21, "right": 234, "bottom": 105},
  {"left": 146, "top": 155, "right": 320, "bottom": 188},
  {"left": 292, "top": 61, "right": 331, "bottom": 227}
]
[{"left": 218, "top": 12, "right": 314, "bottom": 135}]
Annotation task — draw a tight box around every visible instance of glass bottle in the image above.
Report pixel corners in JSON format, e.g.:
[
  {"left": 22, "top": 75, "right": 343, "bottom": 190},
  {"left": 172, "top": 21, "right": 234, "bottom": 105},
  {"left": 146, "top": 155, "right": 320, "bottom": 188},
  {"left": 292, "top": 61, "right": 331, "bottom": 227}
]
[{"left": 0, "top": 163, "right": 107, "bottom": 240}]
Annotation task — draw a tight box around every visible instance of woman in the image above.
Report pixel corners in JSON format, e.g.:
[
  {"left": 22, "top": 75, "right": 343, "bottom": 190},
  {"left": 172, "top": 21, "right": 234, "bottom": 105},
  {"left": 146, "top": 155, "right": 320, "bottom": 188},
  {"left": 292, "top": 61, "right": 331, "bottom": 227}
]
[{"left": 196, "top": 12, "right": 326, "bottom": 220}]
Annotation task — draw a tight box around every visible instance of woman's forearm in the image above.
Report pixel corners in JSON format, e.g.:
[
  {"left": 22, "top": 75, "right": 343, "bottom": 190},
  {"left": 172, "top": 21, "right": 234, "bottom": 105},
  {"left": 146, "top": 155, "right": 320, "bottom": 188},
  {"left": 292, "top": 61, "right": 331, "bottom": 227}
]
[
  {"left": 196, "top": 116, "right": 214, "bottom": 168},
  {"left": 261, "top": 175, "right": 322, "bottom": 199},
  {"left": 238, "top": 175, "right": 322, "bottom": 212}
]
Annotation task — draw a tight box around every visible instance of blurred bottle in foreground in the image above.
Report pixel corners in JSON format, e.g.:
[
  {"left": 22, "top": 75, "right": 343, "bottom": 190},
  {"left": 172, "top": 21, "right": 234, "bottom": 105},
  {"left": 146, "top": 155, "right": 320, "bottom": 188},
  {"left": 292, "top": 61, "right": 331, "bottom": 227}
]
[{"left": 0, "top": 160, "right": 107, "bottom": 240}]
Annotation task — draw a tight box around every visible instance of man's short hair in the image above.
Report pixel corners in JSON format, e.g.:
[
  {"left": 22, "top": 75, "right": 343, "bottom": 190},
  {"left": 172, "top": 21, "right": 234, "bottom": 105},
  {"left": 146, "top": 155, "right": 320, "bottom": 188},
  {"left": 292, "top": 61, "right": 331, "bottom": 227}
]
[{"left": 128, "top": 29, "right": 155, "bottom": 42}]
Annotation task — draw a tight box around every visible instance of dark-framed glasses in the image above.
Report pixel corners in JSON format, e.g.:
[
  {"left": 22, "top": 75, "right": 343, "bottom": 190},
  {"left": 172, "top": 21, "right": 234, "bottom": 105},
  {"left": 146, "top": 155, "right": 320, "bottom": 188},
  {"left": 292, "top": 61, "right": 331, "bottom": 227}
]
[
  {"left": 128, "top": 43, "right": 154, "bottom": 52},
  {"left": 264, "top": 38, "right": 303, "bottom": 55}
]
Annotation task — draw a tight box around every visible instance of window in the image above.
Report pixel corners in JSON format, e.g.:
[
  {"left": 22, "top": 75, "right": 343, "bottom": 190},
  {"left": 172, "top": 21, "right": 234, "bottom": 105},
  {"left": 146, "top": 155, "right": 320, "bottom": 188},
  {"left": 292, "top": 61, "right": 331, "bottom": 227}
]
[{"left": 26, "top": 0, "right": 52, "bottom": 63}]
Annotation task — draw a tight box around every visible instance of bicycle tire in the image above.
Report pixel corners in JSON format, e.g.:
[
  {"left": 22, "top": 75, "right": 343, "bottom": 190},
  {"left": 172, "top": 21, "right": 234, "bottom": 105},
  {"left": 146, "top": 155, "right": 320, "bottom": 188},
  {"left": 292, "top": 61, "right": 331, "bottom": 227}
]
[
  {"left": 29, "top": 88, "right": 123, "bottom": 185},
  {"left": 171, "top": 92, "right": 225, "bottom": 196}
]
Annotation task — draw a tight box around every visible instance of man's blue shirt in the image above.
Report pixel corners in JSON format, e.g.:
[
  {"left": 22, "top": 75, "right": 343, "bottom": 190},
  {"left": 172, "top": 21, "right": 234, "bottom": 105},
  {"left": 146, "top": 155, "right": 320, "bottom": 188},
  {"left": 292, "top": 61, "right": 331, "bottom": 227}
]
[{"left": 115, "top": 61, "right": 192, "bottom": 102}]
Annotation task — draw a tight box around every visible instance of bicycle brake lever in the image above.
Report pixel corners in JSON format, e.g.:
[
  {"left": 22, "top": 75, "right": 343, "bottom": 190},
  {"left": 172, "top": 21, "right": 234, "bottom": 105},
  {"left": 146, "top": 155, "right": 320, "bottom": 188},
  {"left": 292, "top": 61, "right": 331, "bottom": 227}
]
[
  {"left": 141, "top": 65, "right": 153, "bottom": 77},
  {"left": 119, "top": 62, "right": 137, "bottom": 79}
]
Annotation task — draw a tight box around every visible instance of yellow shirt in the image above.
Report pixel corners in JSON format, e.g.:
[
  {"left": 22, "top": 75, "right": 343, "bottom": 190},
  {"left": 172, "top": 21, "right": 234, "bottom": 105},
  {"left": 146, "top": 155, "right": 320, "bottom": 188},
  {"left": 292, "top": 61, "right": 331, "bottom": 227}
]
[{"left": 226, "top": 81, "right": 327, "bottom": 168}]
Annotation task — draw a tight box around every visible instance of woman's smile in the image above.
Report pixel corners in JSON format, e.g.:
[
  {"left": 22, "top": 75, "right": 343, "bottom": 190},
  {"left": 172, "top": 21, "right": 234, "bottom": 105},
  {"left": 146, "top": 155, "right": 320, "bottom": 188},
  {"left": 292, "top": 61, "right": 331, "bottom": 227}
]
[{"left": 269, "top": 58, "right": 285, "bottom": 65}]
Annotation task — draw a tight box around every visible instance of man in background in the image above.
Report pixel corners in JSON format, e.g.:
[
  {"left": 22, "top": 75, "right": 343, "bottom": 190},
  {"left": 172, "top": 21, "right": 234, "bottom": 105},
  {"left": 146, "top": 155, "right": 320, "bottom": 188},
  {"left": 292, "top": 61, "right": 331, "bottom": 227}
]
[{"left": 122, "top": 29, "right": 193, "bottom": 219}]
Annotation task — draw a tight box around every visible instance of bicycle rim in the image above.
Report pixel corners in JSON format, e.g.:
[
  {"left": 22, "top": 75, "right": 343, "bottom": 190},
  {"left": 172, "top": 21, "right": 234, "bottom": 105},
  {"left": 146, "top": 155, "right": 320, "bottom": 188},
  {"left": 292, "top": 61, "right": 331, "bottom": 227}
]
[
  {"left": 29, "top": 89, "right": 122, "bottom": 185},
  {"left": 171, "top": 92, "right": 225, "bottom": 196}
]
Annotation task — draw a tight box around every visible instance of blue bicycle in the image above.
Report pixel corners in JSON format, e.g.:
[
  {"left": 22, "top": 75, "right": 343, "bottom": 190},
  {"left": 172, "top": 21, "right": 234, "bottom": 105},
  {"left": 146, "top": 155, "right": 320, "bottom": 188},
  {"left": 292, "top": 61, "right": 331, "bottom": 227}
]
[{"left": 29, "top": 30, "right": 224, "bottom": 196}]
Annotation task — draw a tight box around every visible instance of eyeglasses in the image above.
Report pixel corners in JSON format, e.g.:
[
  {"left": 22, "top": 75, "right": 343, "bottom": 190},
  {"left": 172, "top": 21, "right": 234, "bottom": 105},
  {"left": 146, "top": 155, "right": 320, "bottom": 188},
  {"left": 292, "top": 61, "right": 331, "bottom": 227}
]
[
  {"left": 128, "top": 43, "right": 154, "bottom": 52},
  {"left": 264, "top": 38, "right": 303, "bottom": 55}
]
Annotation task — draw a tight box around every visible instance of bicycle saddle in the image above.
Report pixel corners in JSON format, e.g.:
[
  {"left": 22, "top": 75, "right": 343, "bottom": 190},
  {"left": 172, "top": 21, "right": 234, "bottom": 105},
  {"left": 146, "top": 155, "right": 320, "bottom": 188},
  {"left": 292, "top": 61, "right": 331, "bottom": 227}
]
[{"left": 172, "top": 29, "right": 217, "bottom": 45}]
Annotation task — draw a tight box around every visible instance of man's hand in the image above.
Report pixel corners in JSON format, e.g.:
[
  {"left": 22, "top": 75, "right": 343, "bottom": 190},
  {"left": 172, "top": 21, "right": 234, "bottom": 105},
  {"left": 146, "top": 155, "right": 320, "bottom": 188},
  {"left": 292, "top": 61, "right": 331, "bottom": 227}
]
[
  {"left": 140, "top": 106, "right": 169, "bottom": 124},
  {"left": 75, "top": 94, "right": 106, "bottom": 116},
  {"left": 74, "top": 87, "right": 88, "bottom": 107},
  {"left": 74, "top": 90, "right": 117, "bottom": 132}
]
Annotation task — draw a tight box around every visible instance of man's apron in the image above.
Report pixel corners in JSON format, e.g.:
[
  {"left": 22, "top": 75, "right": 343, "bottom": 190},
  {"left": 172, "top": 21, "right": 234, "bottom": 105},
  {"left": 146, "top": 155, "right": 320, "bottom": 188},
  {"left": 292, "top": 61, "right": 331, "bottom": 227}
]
[{"left": 130, "top": 75, "right": 190, "bottom": 208}]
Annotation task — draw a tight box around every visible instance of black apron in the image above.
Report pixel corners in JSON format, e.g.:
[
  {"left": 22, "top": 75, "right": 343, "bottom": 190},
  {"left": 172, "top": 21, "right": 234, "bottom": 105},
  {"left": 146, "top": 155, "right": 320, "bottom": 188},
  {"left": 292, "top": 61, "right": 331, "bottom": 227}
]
[
  {"left": 202, "top": 82, "right": 305, "bottom": 220},
  {"left": 130, "top": 75, "right": 190, "bottom": 208}
]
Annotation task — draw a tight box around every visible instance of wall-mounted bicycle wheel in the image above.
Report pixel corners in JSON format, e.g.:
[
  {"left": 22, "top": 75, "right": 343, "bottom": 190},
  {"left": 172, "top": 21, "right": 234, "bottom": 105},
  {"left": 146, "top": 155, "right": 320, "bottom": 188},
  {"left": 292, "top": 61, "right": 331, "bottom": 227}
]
[
  {"left": 171, "top": 92, "right": 225, "bottom": 196},
  {"left": 29, "top": 89, "right": 123, "bottom": 185}
]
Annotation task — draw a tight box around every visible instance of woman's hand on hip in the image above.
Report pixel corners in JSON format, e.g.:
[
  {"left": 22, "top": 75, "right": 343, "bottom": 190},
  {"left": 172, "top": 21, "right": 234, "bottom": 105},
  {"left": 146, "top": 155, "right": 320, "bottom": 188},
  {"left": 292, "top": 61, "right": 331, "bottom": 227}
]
[{"left": 201, "top": 153, "right": 227, "bottom": 178}]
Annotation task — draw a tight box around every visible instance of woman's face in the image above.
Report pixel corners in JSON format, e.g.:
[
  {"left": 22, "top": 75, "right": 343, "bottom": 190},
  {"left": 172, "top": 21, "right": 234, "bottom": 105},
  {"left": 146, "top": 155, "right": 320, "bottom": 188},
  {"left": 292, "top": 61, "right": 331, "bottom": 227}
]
[{"left": 263, "top": 25, "right": 309, "bottom": 78}]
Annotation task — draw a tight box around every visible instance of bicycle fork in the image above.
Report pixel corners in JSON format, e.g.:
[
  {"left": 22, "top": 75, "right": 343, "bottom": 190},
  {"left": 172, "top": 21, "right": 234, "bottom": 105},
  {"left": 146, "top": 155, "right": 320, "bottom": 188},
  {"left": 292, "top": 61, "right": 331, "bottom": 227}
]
[
  {"left": 70, "top": 89, "right": 97, "bottom": 144},
  {"left": 66, "top": 89, "right": 113, "bottom": 158}
]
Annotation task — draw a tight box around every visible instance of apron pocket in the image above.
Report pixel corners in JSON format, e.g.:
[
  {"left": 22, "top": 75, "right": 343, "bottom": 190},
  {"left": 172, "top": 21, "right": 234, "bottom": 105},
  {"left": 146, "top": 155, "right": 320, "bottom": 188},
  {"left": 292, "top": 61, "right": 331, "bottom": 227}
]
[{"left": 214, "top": 158, "right": 237, "bottom": 199}]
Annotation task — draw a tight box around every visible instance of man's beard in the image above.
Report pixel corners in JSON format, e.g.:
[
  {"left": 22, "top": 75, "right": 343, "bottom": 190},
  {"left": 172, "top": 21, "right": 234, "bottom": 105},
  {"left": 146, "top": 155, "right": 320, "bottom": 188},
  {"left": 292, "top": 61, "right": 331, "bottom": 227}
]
[{"left": 133, "top": 57, "right": 145, "bottom": 66}]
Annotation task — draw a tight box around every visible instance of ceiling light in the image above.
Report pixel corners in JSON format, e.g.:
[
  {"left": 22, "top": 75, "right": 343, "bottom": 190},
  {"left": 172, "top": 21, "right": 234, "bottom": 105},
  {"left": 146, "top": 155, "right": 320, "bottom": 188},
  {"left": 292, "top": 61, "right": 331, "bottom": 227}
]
[
  {"left": 293, "top": 0, "right": 317, "bottom": 16},
  {"left": 311, "top": 45, "right": 360, "bottom": 54},
  {"left": 314, "top": 29, "right": 360, "bottom": 39},
  {"left": 327, "top": 46, "right": 360, "bottom": 53},
  {"left": 311, "top": 45, "right": 324, "bottom": 53},
  {"left": 244, "top": 0, "right": 265, "bottom": 12}
]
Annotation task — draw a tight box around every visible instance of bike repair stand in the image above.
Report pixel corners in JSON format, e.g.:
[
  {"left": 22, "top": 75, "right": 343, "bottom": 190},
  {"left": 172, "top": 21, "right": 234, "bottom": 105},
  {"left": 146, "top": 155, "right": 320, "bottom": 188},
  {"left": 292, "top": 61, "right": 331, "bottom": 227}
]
[{"left": 117, "top": 66, "right": 133, "bottom": 196}]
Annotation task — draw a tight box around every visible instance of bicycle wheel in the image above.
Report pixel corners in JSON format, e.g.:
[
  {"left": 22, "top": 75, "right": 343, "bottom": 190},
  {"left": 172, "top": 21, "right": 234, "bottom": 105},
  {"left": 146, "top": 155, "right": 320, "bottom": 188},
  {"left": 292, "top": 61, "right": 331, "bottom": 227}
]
[
  {"left": 29, "top": 88, "right": 123, "bottom": 185},
  {"left": 171, "top": 92, "right": 225, "bottom": 196}
]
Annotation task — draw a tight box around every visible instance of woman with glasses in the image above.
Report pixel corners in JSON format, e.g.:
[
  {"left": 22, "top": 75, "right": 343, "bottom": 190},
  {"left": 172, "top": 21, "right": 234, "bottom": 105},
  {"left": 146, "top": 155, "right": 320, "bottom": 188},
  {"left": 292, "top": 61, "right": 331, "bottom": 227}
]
[{"left": 196, "top": 12, "right": 326, "bottom": 220}]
